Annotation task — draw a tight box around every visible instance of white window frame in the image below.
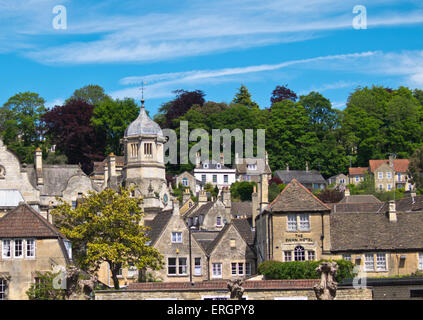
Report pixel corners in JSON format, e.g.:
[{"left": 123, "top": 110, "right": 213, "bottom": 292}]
[
  {"left": 231, "top": 262, "right": 237, "bottom": 276},
  {"left": 387, "top": 172, "right": 392, "bottom": 179},
  {"left": 419, "top": 253, "right": 423, "bottom": 271},
  {"left": 2, "top": 239, "right": 11, "bottom": 259},
  {"left": 364, "top": 254, "right": 374, "bottom": 271},
  {"left": 307, "top": 250, "right": 315, "bottom": 261},
  {"left": 127, "top": 265, "right": 138, "bottom": 278},
  {"left": 194, "top": 257, "right": 202, "bottom": 276},
  {"left": 387, "top": 184, "right": 392, "bottom": 191},
  {"left": 212, "top": 263, "right": 222, "bottom": 278},
  {"left": 182, "top": 178, "right": 188, "bottom": 187},
  {"left": 171, "top": 232, "right": 182, "bottom": 243},
  {"left": 212, "top": 175, "right": 217, "bottom": 183},
  {"left": 378, "top": 172, "right": 383, "bottom": 180},
  {"left": 343, "top": 254, "right": 352, "bottom": 262},
  {"left": 238, "top": 262, "right": 244, "bottom": 276},
  {"left": 287, "top": 214, "right": 297, "bottom": 231},
  {"left": 284, "top": 251, "right": 292, "bottom": 262},
  {"left": 178, "top": 257, "right": 187, "bottom": 275},
  {"left": 376, "top": 253, "right": 387, "bottom": 271},
  {"left": 26, "top": 239, "right": 36, "bottom": 258},
  {"left": 299, "top": 214, "right": 310, "bottom": 231},
  {"left": 168, "top": 257, "right": 177, "bottom": 275},
  {"left": 216, "top": 216, "right": 222, "bottom": 227},
  {"left": 355, "top": 176, "right": 359, "bottom": 182},
  {"left": 14, "top": 239, "right": 23, "bottom": 259}
]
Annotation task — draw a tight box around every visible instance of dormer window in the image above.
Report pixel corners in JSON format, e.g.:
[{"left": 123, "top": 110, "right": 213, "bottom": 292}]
[
  {"left": 203, "top": 163, "right": 208, "bottom": 169},
  {"left": 0, "top": 165, "right": 5, "bottom": 179},
  {"left": 216, "top": 163, "right": 221, "bottom": 169},
  {"left": 247, "top": 164, "right": 257, "bottom": 170}
]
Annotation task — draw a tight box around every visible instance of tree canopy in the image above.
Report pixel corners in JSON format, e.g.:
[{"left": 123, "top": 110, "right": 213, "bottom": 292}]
[{"left": 51, "top": 187, "right": 163, "bottom": 289}]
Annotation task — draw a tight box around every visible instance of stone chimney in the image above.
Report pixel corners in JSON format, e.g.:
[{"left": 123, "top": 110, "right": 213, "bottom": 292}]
[
  {"left": 222, "top": 187, "right": 231, "bottom": 215},
  {"left": 182, "top": 188, "right": 191, "bottom": 204},
  {"left": 34, "top": 147, "right": 43, "bottom": 185},
  {"left": 108, "top": 153, "right": 116, "bottom": 178},
  {"left": 172, "top": 198, "right": 180, "bottom": 216},
  {"left": 235, "top": 152, "right": 240, "bottom": 165},
  {"left": 196, "top": 152, "right": 201, "bottom": 168},
  {"left": 286, "top": 163, "right": 289, "bottom": 171},
  {"left": 305, "top": 161, "right": 309, "bottom": 172},
  {"left": 252, "top": 185, "right": 259, "bottom": 228},
  {"left": 260, "top": 173, "right": 269, "bottom": 212},
  {"left": 388, "top": 200, "right": 397, "bottom": 222},
  {"left": 198, "top": 190, "right": 208, "bottom": 206},
  {"left": 265, "top": 151, "right": 269, "bottom": 166}
]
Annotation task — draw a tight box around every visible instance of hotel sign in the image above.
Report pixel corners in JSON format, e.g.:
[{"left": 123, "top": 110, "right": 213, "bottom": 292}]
[{"left": 285, "top": 233, "right": 313, "bottom": 243}]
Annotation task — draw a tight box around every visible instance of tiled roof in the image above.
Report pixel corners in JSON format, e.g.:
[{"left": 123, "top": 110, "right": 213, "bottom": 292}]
[
  {"left": 127, "top": 279, "right": 320, "bottom": 291},
  {"left": 144, "top": 210, "right": 173, "bottom": 245},
  {"left": 369, "top": 159, "right": 409, "bottom": 173},
  {"left": 275, "top": 170, "right": 326, "bottom": 185},
  {"left": 348, "top": 167, "right": 368, "bottom": 175},
  {"left": 330, "top": 203, "right": 385, "bottom": 213},
  {"left": 339, "top": 195, "right": 382, "bottom": 204},
  {"left": 185, "top": 202, "right": 214, "bottom": 218},
  {"left": 232, "top": 219, "right": 255, "bottom": 246},
  {"left": 231, "top": 201, "right": 252, "bottom": 218},
  {"left": 330, "top": 209, "right": 423, "bottom": 251},
  {"left": 235, "top": 158, "right": 272, "bottom": 175},
  {"left": 191, "top": 231, "right": 220, "bottom": 252},
  {"left": 0, "top": 203, "right": 67, "bottom": 239},
  {"left": 265, "top": 179, "right": 331, "bottom": 212}
]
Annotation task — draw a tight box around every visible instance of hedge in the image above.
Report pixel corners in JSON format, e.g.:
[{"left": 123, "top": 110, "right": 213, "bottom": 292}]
[{"left": 257, "top": 259, "right": 356, "bottom": 283}]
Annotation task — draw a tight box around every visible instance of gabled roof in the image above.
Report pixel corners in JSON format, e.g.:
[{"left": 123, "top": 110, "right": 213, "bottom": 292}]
[
  {"left": 185, "top": 202, "right": 214, "bottom": 218},
  {"left": 235, "top": 158, "right": 272, "bottom": 175},
  {"left": 144, "top": 210, "right": 173, "bottom": 246},
  {"left": 275, "top": 170, "right": 326, "bottom": 185},
  {"left": 231, "top": 201, "right": 252, "bottom": 218},
  {"left": 265, "top": 179, "right": 331, "bottom": 213},
  {"left": 369, "top": 159, "right": 410, "bottom": 173},
  {"left": 348, "top": 167, "right": 368, "bottom": 175},
  {"left": 191, "top": 231, "right": 220, "bottom": 253},
  {"left": 205, "top": 219, "right": 255, "bottom": 255},
  {"left": 0, "top": 203, "right": 67, "bottom": 239}
]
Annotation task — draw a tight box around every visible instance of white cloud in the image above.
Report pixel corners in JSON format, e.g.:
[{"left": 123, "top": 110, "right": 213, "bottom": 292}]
[{"left": 0, "top": 0, "right": 418, "bottom": 64}]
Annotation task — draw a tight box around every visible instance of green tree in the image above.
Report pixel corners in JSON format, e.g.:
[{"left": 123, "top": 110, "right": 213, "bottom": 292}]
[
  {"left": 91, "top": 97, "right": 139, "bottom": 155},
  {"left": 230, "top": 181, "right": 257, "bottom": 201},
  {"left": 51, "top": 187, "right": 163, "bottom": 289},
  {"left": 232, "top": 85, "right": 259, "bottom": 109},
  {"left": 65, "top": 85, "right": 110, "bottom": 107},
  {"left": 1, "top": 92, "right": 47, "bottom": 163}
]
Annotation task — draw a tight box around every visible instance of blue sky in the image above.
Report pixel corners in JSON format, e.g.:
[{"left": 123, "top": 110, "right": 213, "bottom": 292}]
[{"left": 1, "top": 0, "right": 423, "bottom": 115}]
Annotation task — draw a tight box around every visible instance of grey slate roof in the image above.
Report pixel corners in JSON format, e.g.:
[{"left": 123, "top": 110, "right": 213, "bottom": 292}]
[
  {"left": 125, "top": 106, "right": 163, "bottom": 137},
  {"left": 231, "top": 201, "right": 252, "bottom": 218},
  {"left": 339, "top": 195, "right": 382, "bottom": 204},
  {"left": 265, "top": 179, "right": 331, "bottom": 213},
  {"left": 27, "top": 164, "right": 90, "bottom": 196},
  {"left": 185, "top": 202, "right": 214, "bottom": 218},
  {"left": 191, "top": 231, "right": 220, "bottom": 253},
  {"left": 144, "top": 210, "right": 173, "bottom": 245},
  {"left": 235, "top": 158, "right": 272, "bottom": 175},
  {"left": 275, "top": 170, "right": 326, "bottom": 185},
  {"left": 330, "top": 210, "right": 423, "bottom": 251},
  {"left": 232, "top": 219, "right": 255, "bottom": 246}
]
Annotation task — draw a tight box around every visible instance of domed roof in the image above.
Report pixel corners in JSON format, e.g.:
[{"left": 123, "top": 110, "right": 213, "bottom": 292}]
[{"left": 125, "top": 102, "right": 163, "bottom": 137}]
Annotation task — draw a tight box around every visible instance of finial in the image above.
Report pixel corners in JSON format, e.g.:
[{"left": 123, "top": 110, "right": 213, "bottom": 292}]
[{"left": 140, "top": 81, "right": 147, "bottom": 108}]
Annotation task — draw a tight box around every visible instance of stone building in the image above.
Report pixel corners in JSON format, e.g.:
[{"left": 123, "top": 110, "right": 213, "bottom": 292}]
[
  {"left": 255, "top": 179, "right": 332, "bottom": 264},
  {"left": 193, "top": 153, "right": 236, "bottom": 191},
  {"left": 235, "top": 152, "right": 272, "bottom": 183},
  {"left": 275, "top": 164, "right": 326, "bottom": 190},
  {"left": 0, "top": 203, "right": 71, "bottom": 300},
  {"left": 348, "top": 167, "right": 368, "bottom": 185}
]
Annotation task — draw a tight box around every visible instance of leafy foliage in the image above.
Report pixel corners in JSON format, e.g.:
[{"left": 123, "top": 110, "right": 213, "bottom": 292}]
[
  {"left": 26, "top": 271, "right": 66, "bottom": 300},
  {"left": 270, "top": 84, "right": 297, "bottom": 105},
  {"left": 50, "top": 187, "right": 163, "bottom": 289},
  {"left": 316, "top": 188, "right": 344, "bottom": 203},
  {"left": 409, "top": 145, "right": 423, "bottom": 194},
  {"left": 65, "top": 84, "right": 110, "bottom": 107},
  {"left": 41, "top": 99, "right": 106, "bottom": 173},
  {"left": 257, "top": 259, "right": 356, "bottom": 283},
  {"left": 230, "top": 181, "right": 257, "bottom": 201}
]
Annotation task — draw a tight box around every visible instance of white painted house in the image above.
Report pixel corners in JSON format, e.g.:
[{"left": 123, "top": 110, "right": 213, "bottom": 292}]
[{"left": 193, "top": 154, "right": 236, "bottom": 192}]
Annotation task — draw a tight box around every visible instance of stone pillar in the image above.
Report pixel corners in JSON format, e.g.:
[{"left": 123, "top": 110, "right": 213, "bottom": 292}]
[
  {"left": 221, "top": 187, "right": 231, "bottom": 216},
  {"left": 260, "top": 173, "right": 269, "bottom": 212},
  {"left": 198, "top": 190, "right": 208, "bottom": 206},
  {"left": 389, "top": 200, "right": 397, "bottom": 222},
  {"left": 182, "top": 188, "right": 191, "bottom": 204},
  {"left": 108, "top": 153, "right": 116, "bottom": 178},
  {"left": 173, "top": 198, "right": 180, "bottom": 216}
]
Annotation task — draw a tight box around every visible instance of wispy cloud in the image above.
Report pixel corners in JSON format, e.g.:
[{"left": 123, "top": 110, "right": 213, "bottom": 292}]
[
  {"left": 112, "top": 51, "right": 377, "bottom": 100},
  {"left": 0, "top": 0, "right": 419, "bottom": 64}
]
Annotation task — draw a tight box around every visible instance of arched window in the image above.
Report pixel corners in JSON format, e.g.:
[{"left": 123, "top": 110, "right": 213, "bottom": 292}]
[{"left": 294, "top": 246, "right": 305, "bottom": 261}]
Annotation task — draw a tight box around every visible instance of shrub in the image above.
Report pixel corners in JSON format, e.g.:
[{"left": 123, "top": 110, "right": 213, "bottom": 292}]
[{"left": 258, "top": 259, "right": 355, "bottom": 283}]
